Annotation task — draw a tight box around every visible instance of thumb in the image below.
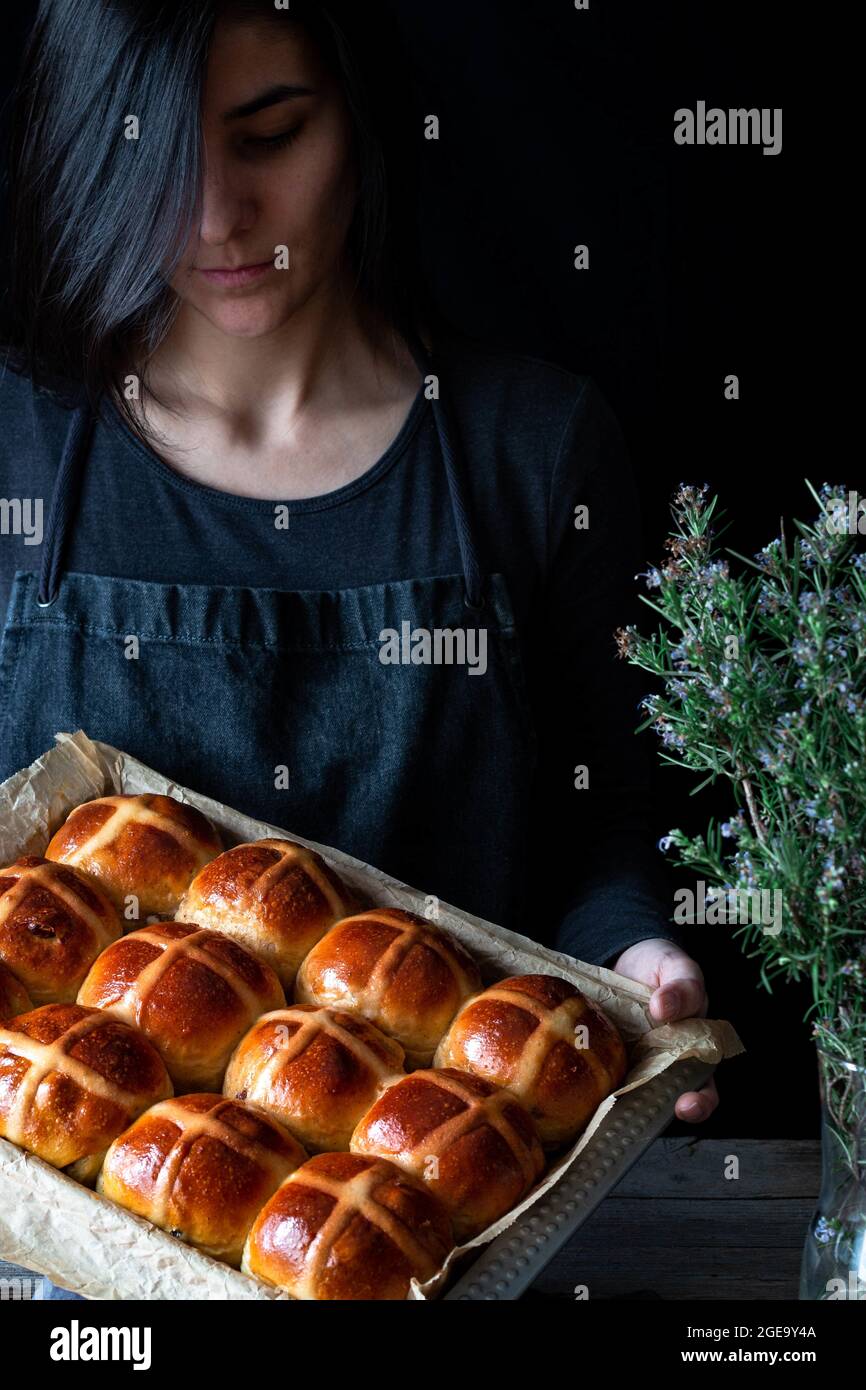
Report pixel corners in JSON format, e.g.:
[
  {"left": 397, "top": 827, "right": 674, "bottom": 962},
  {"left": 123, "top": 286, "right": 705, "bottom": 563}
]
[{"left": 650, "top": 952, "right": 707, "bottom": 1022}]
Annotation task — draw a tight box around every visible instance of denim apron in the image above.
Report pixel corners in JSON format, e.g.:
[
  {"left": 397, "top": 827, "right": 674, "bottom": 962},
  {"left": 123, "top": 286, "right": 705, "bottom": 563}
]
[{"left": 0, "top": 335, "right": 539, "bottom": 935}]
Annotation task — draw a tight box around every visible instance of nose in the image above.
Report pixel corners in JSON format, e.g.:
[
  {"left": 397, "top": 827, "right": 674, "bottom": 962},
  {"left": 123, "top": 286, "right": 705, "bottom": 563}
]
[{"left": 197, "top": 153, "right": 256, "bottom": 248}]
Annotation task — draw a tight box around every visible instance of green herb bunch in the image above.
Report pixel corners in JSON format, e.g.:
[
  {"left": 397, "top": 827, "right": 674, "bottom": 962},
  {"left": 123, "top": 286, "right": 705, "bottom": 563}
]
[{"left": 616, "top": 482, "right": 866, "bottom": 1069}]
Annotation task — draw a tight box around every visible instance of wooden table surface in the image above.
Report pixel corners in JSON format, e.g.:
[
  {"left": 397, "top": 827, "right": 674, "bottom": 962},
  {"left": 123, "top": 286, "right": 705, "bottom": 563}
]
[
  {"left": 1, "top": 1138, "right": 821, "bottom": 1302},
  {"left": 524, "top": 1137, "right": 821, "bottom": 1301}
]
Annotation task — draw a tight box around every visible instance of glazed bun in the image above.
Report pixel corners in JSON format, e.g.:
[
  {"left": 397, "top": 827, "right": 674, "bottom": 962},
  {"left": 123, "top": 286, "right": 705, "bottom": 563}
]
[
  {"left": 434, "top": 974, "right": 628, "bottom": 1146},
  {"left": 224, "top": 1005, "right": 405, "bottom": 1152},
  {"left": 0, "top": 856, "right": 121, "bottom": 1005},
  {"left": 350, "top": 1068, "right": 545, "bottom": 1241},
  {"left": 0, "top": 1004, "right": 172, "bottom": 1183},
  {"left": 179, "top": 839, "right": 357, "bottom": 988},
  {"left": 243, "top": 1152, "right": 453, "bottom": 1299},
  {"left": 0, "top": 963, "right": 31, "bottom": 1022},
  {"left": 45, "top": 794, "right": 221, "bottom": 918},
  {"left": 295, "top": 909, "right": 481, "bottom": 1067},
  {"left": 98, "top": 1094, "right": 307, "bottom": 1266},
  {"left": 77, "top": 924, "right": 284, "bottom": 1091}
]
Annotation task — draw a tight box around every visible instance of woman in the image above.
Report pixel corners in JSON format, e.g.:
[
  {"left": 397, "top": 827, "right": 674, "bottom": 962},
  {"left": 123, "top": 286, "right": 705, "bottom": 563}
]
[{"left": 0, "top": 0, "right": 717, "bottom": 1267}]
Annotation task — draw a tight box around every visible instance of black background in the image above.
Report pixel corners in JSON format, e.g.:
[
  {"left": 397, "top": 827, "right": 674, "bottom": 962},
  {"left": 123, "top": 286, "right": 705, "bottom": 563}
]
[
  {"left": 387, "top": 0, "right": 800, "bottom": 1139},
  {"left": 0, "top": 2, "right": 802, "bottom": 1136}
]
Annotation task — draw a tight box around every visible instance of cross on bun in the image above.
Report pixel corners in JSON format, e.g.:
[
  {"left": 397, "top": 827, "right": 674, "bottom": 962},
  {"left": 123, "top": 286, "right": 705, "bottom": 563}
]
[
  {"left": 0, "top": 856, "right": 121, "bottom": 1005},
  {"left": 434, "top": 974, "right": 628, "bottom": 1147},
  {"left": 98, "top": 1094, "right": 307, "bottom": 1267},
  {"left": 243, "top": 1152, "right": 453, "bottom": 1299},
  {"left": 77, "top": 924, "right": 284, "bottom": 1091},
  {"left": 45, "top": 794, "right": 222, "bottom": 919},
  {"left": 0, "top": 963, "right": 32, "bottom": 1021},
  {"left": 224, "top": 1005, "right": 405, "bottom": 1153},
  {"left": 179, "top": 839, "right": 357, "bottom": 988},
  {"left": 294, "top": 909, "right": 482, "bottom": 1067},
  {"left": 350, "top": 1067, "right": 545, "bottom": 1241},
  {"left": 0, "top": 1004, "right": 172, "bottom": 1183}
]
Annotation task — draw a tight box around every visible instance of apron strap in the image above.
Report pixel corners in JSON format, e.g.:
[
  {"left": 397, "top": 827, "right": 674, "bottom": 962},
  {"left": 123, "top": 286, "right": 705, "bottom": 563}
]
[
  {"left": 37, "top": 404, "right": 95, "bottom": 608},
  {"left": 37, "top": 337, "right": 489, "bottom": 613},
  {"left": 405, "top": 331, "right": 487, "bottom": 613}
]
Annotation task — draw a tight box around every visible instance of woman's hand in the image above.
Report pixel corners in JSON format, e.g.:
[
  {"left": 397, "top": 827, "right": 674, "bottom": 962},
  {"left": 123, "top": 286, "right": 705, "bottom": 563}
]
[{"left": 611, "top": 937, "right": 719, "bottom": 1124}]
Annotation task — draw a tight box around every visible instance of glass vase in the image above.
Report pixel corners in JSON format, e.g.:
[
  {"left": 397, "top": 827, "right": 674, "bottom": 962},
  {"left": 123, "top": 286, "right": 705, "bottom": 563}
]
[{"left": 800, "top": 1045, "right": 866, "bottom": 1300}]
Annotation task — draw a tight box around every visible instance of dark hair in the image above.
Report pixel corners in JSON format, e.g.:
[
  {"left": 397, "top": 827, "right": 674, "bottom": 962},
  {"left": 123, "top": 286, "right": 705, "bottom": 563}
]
[{"left": 1, "top": 0, "right": 432, "bottom": 434}]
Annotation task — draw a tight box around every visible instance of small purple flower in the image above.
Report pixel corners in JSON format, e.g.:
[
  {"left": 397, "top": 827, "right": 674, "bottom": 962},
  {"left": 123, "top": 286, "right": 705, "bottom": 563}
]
[
  {"left": 756, "top": 536, "right": 783, "bottom": 569},
  {"left": 636, "top": 567, "right": 663, "bottom": 590},
  {"left": 813, "top": 1217, "right": 834, "bottom": 1245},
  {"left": 661, "top": 727, "right": 688, "bottom": 750},
  {"left": 697, "top": 560, "right": 730, "bottom": 586},
  {"left": 792, "top": 638, "right": 817, "bottom": 666},
  {"left": 722, "top": 813, "right": 747, "bottom": 839}
]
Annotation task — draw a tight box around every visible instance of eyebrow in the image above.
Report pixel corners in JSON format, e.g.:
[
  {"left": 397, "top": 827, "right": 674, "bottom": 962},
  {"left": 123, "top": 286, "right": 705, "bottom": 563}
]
[{"left": 223, "top": 84, "right": 317, "bottom": 121}]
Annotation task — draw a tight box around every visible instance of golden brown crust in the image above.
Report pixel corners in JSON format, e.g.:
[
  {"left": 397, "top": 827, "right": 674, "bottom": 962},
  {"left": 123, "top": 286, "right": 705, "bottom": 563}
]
[
  {"left": 77, "top": 924, "right": 285, "bottom": 1091},
  {"left": 98, "top": 1094, "right": 307, "bottom": 1266},
  {"left": 179, "top": 839, "right": 357, "bottom": 988},
  {"left": 242, "top": 1152, "right": 453, "bottom": 1299},
  {"left": 350, "top": 1067, "right": 545, "bottom": 1241},
  {"left": 45, "top": 794, "right": 222, "bottom": 917},
  {"left": 0, "top": 962, "right": 32, "bottom": 1021},
  {"left": 224, "top": 1005, "right": 405, "bottom": 1152},
  {"left": 0, "top": 856, "right": 121, "bottom": 1005},
  {"left": 433, "top": 974, "right": 628, "bottom": 1146},
  {"left": 294, "top": 909, "right": 481, "bottom": 1066},
  {"left": 0, "top": 1004, "right": 172, "bottom": 1176}
]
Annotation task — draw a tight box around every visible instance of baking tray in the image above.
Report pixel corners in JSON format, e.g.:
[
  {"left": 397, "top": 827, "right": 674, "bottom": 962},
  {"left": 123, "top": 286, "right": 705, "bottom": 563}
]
[{"left": 0, "top": 732, "right": 741, "bottom": 1299}]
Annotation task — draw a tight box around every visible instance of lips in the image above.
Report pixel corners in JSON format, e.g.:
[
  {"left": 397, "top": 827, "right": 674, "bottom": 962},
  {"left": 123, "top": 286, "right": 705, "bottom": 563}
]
[{"left": 195, "top": 262, "right": 274, "bottom": 287}]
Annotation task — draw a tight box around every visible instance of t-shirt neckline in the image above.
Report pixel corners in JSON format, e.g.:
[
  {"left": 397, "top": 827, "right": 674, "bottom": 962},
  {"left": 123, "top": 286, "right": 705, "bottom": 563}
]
[{"left": 98, "top": 376, "right": 430, "bottom": 515}]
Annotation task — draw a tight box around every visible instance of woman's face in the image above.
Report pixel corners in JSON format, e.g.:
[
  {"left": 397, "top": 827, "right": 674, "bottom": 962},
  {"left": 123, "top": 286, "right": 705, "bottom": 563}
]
[{"left": 170, "top": 19, "right": 358, "bottom": 339}]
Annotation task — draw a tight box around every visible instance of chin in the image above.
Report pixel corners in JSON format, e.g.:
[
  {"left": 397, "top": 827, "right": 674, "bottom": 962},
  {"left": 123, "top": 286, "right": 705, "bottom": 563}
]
[{"left": 207, "top": 302, "right": 294, "bottom": 338}]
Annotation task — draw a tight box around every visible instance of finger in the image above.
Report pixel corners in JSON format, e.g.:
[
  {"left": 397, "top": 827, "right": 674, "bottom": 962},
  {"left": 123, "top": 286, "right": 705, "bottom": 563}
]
[
  {"left": 675, "top": 1077, "right": 719, "bottom": 1123},
  {"left": 650, "top": 973, "right": 708, "bottom": 1022}
]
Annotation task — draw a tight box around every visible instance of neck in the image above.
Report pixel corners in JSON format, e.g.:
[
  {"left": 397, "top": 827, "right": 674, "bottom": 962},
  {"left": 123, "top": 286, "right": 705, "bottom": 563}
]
[{"left": 136, "top": 274, "right": 407, "bottom": 439}]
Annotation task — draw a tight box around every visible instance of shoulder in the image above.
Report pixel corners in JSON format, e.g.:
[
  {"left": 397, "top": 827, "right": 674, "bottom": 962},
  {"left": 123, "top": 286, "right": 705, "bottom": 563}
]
[
  {"left": 436, "top": 328, "right": 594, "bottom": 418},
  {"left": 433, "top": 328, "right": 628, "bottom": 491}
]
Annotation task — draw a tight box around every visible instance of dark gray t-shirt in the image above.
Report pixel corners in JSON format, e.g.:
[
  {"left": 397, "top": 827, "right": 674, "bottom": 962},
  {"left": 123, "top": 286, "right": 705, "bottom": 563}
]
[{"left": 0, "top": 332, "right": 686, "bottom": 967}]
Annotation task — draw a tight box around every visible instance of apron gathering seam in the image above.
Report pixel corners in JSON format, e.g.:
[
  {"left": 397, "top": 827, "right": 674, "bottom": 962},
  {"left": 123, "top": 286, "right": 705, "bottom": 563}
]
[{"left": 3, "top": 621, "right": 415, "bottom": 654}]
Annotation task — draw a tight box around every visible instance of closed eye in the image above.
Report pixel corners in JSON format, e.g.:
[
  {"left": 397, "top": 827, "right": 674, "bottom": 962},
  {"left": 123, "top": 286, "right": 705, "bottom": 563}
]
[{"left": 244, "top": 125, "right": 304, "bottom": 153}]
